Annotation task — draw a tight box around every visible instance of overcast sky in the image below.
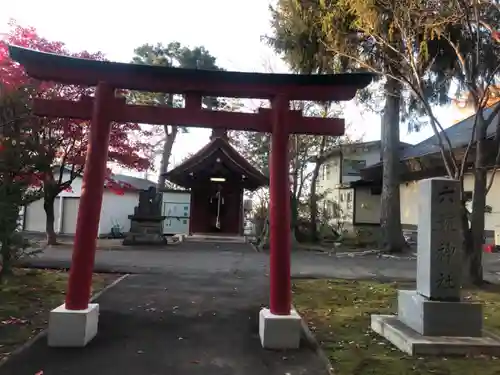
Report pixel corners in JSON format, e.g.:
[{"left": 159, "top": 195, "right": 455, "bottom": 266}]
[{"left": 1, "top": 0, "right": 458, "bottom": 179}]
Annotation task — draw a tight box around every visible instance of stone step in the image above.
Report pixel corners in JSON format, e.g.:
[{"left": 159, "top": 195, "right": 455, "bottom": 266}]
[{"left": 185, "top": 234, "right": 247, "bottom": 244}]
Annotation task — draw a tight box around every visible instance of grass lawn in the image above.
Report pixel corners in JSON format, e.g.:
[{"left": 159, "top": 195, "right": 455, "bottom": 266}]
[
  {"left": 0, "top": 269, "right": 118, "bottom": 362},
  {"left": 293, "top": 279, "right": 500, "bottom": 375}
]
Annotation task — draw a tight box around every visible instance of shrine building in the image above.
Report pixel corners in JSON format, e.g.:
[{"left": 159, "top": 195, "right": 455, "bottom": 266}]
[{"left": 164, "top": 128, "right": 267, "bottom": 236}]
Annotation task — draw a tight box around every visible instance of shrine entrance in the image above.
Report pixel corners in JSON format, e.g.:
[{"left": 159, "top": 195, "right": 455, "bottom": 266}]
[
  {"left": 8, "top": 44, "right": 373, "bottom": 349},
  {"left": 164, "top": 130, "right": 267, "bottom": 236},
  {"left": 208, "top": 183, "right": 226, "bottom": 233},
  {"left": 194, "top": 182, "right": 236, "bottom": 235}
]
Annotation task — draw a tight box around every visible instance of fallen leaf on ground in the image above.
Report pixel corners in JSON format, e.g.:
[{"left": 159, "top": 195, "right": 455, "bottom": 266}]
[{"left": 1, "top": 317, "right": 28, "bottom": 325}]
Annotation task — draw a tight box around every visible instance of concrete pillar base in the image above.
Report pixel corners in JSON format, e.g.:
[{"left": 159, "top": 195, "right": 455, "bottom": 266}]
[
  {"left": 259, "top": 308, "right": 302, "bottom": 349},
  {"left": 48, "top": 303, "right": 99, "bottom": 347}
]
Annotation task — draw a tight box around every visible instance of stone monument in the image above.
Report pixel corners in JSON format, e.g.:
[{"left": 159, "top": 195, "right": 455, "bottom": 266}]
[
  {"left": 123, "top": 187, "right": 167, "bottom": 246},
  {"left": 371, "top": 177, "right": 500, "bottom": 356}
]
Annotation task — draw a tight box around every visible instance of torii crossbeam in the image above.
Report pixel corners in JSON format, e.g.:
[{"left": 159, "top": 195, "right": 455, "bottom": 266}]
[{"left": 8, "top": 45, "right": 373, "bottom": 349}]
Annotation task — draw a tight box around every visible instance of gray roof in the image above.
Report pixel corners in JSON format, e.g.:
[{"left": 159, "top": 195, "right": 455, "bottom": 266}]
[
  {"left": 361, "top": 106, "right": 499, "bottom": 175},
  {"left": 112, "top": 174, "right": 157, "bottom": 191},
  {"left": 53, "top": 166, "right": 157, "bottom": 191},
  {"left": 400, "top": 106, "right": 499, "bottom": 160},
  {"left": 325, "top": 140, "right": 411, "bottom": 159}
]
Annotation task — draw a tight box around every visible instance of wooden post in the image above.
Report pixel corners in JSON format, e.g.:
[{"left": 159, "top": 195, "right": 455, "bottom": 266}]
[
  {"left": 65, "top": 82, "right": 114, "bottom": 310},
  {"left": 269, "top": 95, "right": 291, "bottom": 315}
]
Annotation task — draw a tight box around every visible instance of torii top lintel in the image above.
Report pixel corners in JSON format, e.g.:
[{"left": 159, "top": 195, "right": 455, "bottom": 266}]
[{"left": 8, "top": 45, "right": 374, "bottom": 102}]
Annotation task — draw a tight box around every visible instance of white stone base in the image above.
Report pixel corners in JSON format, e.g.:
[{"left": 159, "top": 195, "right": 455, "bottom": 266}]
[
  {"left": 48, "top": 303, "right": 99, "bottom": 347},
  {"left": 371, "top": 314, "right": 500, "bottom": 356},
  {"left": 398, "top": 290, "right": 483, "bottom": 337},
  {"left": 259, "top": 308, "right": 302, "bottom": 349}
]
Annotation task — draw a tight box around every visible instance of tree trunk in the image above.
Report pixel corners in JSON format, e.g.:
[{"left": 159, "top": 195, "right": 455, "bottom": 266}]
[
  {"left": 460, "top": 204, "right": 475, "bottom": 286},
  {"left": 157, "top": 94, "right": 177, "bottom": 189},
  {"left": 259, "top": 197, "right": 298, "bottom": 250},
  {"left": 0, "top": 176, "right": 18, "bottom": 282},
  {"left": 157, "top": 126, "right": 178, "bottom": 188},
  {"left": 467, "top": 124, "right": 487, "bottom": 285},
  {"left": 309, "top": 160, "right": 322, "bottom": 242},
  {"left": 290, "top": 136, "right": 301, "bottom": 240},
  {"left": 380, "top": 77, "right": 405, "bottom": 253},
  {"left": 469, "top": 178, "right": 486, "bottom": 285},
  {"left": 44, "top": 192, "right": 58, "bottom": 245},
  {"left": 290, "top": 195, "right": 298, "bottom": 244},
  {"left": 258, "top": 216, "right": 270, "bottom": 250},
  {"left": 0, "top": 240, "right": 13, "bottom": 282}
]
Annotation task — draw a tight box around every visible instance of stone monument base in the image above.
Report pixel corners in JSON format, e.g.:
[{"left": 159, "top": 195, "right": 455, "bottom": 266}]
[
  {"left": 122, "top": 233, "right": 167, "bottom": 246},
  {"left": 398, "top": 290, "right": 483, "bottom": 337},
  {"left": 122, "top": 216, "right": 167, "bottom": 246},
  {"left": 371, "top": 314, "right": 500, "bottom": 356}
]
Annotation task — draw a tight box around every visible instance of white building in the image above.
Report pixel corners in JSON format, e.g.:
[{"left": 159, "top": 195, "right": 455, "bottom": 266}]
[
  {"left": 317, "top": 140, "right": 409, "bottom": 228},
  {"left": 21, "top": 171, "right": 157, "bottom": 237}
]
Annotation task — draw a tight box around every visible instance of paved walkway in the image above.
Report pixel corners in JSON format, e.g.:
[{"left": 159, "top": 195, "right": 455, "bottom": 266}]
[
  {"left": 5, "top": 243, "right": 500, "bottom": 374},
  {"left": 0, "top": 271, "right": 327, "bottom": 375},
  {"left": 18, "top": 243, "right": 500, "bottom": 282}
]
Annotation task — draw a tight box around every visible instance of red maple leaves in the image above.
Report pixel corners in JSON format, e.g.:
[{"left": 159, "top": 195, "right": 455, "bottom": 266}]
[
  {"left": 0, "top": 20, "right": 153, "bottom": 195},
  {"left": 493, "top": 30, "right": 500, "bottom": 43}
]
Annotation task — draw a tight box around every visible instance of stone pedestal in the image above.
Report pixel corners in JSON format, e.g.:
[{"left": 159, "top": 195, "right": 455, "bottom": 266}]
[
  {"left": 48, "top": 303, "right": 99, "bottom": 347},
  {"left": 259, "top": 308, "right": 302, "bottom": 349},
  {"left": 122, "top": 187, "right": 167, "bottom": 246},
  {"left": 123, "top": 216, "right": 166, "bottom": 246},
  {"left": 371, "top": 315, "right": 500, "bottom": 356},
  {"left": 398, "top": 290, "right": 482, "bottom": 337},
  {"left": 371, "top": 178, "right": 500, "bottom": 356}
]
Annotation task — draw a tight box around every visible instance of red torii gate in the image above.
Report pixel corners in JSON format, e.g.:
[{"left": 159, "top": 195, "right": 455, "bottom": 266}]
[{"left": 9, "top": 45, "right": 373, "bottom": 349}]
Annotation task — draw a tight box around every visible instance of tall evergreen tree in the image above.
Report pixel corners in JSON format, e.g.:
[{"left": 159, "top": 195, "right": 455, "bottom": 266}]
[
  {"left": 266, "top": 0, "right": 459, "bottom": 253},
  {"left": 130, "top": 43, "right": 224, "bottom": 187}
]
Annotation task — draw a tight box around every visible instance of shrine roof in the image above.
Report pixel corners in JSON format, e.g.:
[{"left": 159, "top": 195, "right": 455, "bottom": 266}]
[
  {"left": 9, "top": 45, "right": 374, "bottom": 101},
  {"left": 164, "top": 137, "right": 268, "bottom": 191}
]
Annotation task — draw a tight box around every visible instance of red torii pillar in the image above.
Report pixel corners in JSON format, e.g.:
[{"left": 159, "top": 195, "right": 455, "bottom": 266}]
[
  {"left": 65, "top": 82, "right": 113, "bottom": 310},
  {"left": 269, "top": 95, "right": 292, "bottom": 315},
  {"left": 48, "top": 82, "right": 114, "bottom": 347},
  {"left": 258, "top": 95, "right": 301, "bottom": 349}
]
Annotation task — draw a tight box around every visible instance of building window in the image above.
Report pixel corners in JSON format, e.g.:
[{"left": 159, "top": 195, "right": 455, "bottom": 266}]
[
  {"left": 324, "top": 200, "right": 340, "bottom": 218},
  {"left": 347, "top": 192, "right": 352, "bottom": 202},
  {"left": 321, "top": 164, "right": 330, "bottom": 181},
  {"left": 325, "top": 201, "right": 332, "bottom": 217},
  {"left": 343, "top": 159, "right": 367, "bottom": 176},
  {"left": 329, "top": 201, "right": 340, "bottom": 218}
]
